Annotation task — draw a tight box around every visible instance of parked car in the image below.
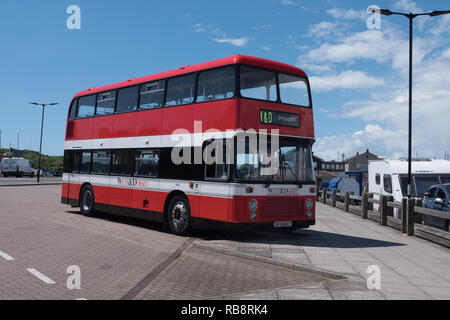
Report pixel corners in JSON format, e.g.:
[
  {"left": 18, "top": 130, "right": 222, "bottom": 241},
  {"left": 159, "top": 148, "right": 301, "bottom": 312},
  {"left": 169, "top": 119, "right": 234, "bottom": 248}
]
[
  {"left": 422, "top": 184, "right": 450, "bottom": 231},
  {"left": 319, "top": 181, "right": 329, "bottom": 190},
  {"left": 1, "top": 158, "right": 36, "bottom": 177}
]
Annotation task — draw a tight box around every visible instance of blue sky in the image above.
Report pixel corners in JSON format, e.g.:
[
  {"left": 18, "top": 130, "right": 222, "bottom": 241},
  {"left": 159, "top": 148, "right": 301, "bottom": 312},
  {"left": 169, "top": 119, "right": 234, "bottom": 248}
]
[{"left": 0, "top": 0, "right": 449, "bottom": 160}]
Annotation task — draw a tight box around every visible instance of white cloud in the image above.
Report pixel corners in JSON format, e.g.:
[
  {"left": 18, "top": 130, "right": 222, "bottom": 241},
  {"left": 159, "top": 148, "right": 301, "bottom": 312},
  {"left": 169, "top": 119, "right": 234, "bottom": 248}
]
[
  {"left": 309, "top": 70, "right": 384, "bottom": 92},
  {"left": 213, "top": 37, "right": 251, "bottom": 47},
  {"left": 307, "top": 21, "right": 339, "bottom": 38},
  {"left": 300, "top": 63, "right": 331, "bottom": 73},
  {"left": 314, "top": 56, "right": 450, "bottom": 160},
  {"left": 280, "top": 0, "right": 296, "bottom": 5},
  {"left": 393, "top": 0, "right": 422, "bottom": 13},
  {"left": 194, "top": 23, "right": 227, "bottom": 37},
  {"left": 303, "top": 15, "right": 450, "bottom": 160},
  {"left": 313, "top": 124, "right": 406, "bottom": 161},
  {"left": 442, "top": 48, "right": 450, "bottom": 59},
  {"left": 275, "top": 0, "right": 307, "bottom": 10},
  {"left": 392, "top": 0, "right": 430, "bottom": 29},
  {"left": 302, "top": 29, "right": 435, "bottom": 72},
  {"left": 326, "top": 8, "right": 365, "bottom": 20},
  {"left": 261, "top": 45, "right": 271, "bottom": 51},
  {"left": 253, "top": 24, "right": 272, "bottom": 30},
  {"left": 429, "top": 15, "right": 450, "bottom": 36}
]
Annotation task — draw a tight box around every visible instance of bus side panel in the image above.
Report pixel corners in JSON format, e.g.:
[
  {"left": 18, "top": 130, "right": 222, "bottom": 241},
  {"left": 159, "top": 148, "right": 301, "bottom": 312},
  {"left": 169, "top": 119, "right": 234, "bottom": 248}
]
[
  {"left": 135, "top": 108, "right": 164, "bottom": 137},
  {"left": 68, "top": 183, "right": 82, "bottom": 203},
  {"left": 198, "top": 196, "right": 230, "bottom": 222},
  {"left": 109, "top": 186, "right": 133, "bottom": 208},
  {"left": 162, "top": 105, "right": 194, "bottom": 136},
  {"left": 92, "top": 184, "right": 109, "bottom": 205},
  {"left": 72, "top": 118, "right": 93, "bottom": 141},
  {"left": 113, "top": 112, "right": 137, "bottom": 138},
  {"left": 132, "top": 188, "right": 160, "bottom": 213},
  {"left": 92, "top": 115, "right": 114, "bottom": 139},
  {"left": 192, "top": 100, "right": 238, "bottom": 132},
  {"left": 61, "top": 182, "right": 69, "bottom": 200},
  {"left": 186, "top": 194, "right": 200, "bottom": 218}
]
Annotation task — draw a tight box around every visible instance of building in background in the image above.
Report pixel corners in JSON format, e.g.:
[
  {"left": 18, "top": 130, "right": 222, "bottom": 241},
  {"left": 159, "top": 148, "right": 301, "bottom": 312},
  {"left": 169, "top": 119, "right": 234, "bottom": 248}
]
[
  {"left": 344, "top": 149, "right": 380, "bottom": 172},
  {"left": 314, "top": 149, "right": 380, "bottom": 191}
]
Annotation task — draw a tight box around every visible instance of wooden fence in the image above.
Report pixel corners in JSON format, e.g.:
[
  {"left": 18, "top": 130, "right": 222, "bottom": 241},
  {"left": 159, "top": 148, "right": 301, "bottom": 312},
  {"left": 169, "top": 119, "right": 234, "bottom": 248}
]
[{"left": 316, "top": 188, "right": 450, "bottom": 248}]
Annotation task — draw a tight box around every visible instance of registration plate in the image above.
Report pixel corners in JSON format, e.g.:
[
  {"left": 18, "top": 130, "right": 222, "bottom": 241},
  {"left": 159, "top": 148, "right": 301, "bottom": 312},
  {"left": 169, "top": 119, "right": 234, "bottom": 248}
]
[{"left": 273, "top": 221, "right": 292, "bottom": 228}]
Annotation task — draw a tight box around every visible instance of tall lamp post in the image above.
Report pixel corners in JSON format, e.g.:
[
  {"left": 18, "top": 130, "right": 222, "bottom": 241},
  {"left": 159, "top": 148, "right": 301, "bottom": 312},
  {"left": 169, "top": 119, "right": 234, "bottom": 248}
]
[
  {"left": 370, "top": 8, "right": 450, "bottom": 198},
  {"left": 29, "top": 102, "right": 58, "bottom": 183}
]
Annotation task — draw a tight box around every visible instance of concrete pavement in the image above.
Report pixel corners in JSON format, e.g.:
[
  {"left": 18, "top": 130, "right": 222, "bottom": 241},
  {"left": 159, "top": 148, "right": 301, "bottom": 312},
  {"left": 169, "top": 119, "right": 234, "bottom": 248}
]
[
  {"left": 0, "top": 176, "right": 61, "bottom": 186},
  {"left": 195, "top": 202, "right": 450, "bottom": 299}
]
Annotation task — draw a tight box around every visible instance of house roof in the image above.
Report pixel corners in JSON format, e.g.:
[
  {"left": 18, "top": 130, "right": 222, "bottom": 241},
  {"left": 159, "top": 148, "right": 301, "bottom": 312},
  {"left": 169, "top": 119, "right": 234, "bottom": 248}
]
[{"left": 344, "top": 149, "right": 379, "bottom": 162}]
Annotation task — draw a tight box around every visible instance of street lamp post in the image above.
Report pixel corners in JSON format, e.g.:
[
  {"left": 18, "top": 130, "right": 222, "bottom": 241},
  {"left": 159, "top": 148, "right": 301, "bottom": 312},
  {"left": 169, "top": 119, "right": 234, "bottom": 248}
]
[
  {"left": 29, "top": 102, "right": 58, "bottom": 183},
  {"left": 370, "top": 8, "right": 450, "bottom": 198}
]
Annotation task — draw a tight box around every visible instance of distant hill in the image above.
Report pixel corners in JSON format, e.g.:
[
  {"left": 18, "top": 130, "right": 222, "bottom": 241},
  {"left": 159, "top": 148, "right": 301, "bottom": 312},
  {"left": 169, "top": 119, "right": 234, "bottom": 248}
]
[{"left": 0, "top": 149, "right": 63, "bottom": 172}]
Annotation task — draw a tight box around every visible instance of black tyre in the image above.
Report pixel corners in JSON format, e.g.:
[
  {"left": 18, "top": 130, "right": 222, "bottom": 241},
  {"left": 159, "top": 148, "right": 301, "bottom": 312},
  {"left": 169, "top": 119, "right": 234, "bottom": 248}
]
[
  {"left": 167, "top": 196, "right": 191, "bottom": 236},
  {"left": 80, "top": 185, "right": 96, "bottom": 217}
]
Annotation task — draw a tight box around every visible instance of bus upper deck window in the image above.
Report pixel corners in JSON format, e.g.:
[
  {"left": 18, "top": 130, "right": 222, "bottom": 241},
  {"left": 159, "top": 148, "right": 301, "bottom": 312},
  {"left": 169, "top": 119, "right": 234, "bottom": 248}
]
[
  {"left": 197, "top": 67, "right": 235, "bottom": 102},
  {"left": 279, "top": 73, "right": 310, "bottom": 107},
  {"left": 240, "top": 66, "right": 277, "bottom": 102}
]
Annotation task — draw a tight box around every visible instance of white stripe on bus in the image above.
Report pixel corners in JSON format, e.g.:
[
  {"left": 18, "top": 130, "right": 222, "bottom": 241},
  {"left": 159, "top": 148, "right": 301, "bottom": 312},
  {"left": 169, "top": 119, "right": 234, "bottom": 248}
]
[
  {"left": 63, "top": 173, "right": 315, "bottom": 197},
  {"left": 64, "top": 131, "right": 314, "bottom": 150}
]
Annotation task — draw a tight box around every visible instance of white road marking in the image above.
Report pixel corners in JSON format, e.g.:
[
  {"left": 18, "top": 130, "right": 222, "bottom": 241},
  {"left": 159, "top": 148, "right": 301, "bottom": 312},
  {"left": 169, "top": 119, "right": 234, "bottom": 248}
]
[
  {"left": 0, "top": 251, "right": 14, "bottom": 261},
  {"left": 26, "top": 268, "right": 56, "bottom": 284}
]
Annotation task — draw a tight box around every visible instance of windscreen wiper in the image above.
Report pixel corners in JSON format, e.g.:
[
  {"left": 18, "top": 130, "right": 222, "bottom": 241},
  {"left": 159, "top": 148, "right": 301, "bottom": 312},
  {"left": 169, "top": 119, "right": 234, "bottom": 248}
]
[{"left": 279, "top": 150, "right": 298, "bottom": 182}]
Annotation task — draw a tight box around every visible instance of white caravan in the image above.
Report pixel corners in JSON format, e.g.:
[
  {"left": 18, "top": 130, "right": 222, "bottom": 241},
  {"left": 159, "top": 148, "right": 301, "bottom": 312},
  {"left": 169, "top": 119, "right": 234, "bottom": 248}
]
[
  {"left": 0, "top": 158, "right": 35, "bottom": 177},
  {"left": 368, "top": 159, "right": 450, "bottom": 209}
]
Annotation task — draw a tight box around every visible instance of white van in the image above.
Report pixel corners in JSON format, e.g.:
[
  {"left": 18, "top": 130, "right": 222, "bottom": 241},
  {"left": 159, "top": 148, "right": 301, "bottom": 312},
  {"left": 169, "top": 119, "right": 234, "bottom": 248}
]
[
  {"left": 1, "top": 158, "right": 35, "bottom": 177},
  {"left": 368, "top": 159, "right": 450, "bottom": 215}
]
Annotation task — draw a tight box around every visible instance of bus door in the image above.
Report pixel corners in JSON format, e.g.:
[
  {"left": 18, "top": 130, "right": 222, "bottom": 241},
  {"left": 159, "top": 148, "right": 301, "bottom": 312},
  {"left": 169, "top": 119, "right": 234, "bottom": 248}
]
[{"left": 66, "top": 151, "right": 82, "bottom": 202}]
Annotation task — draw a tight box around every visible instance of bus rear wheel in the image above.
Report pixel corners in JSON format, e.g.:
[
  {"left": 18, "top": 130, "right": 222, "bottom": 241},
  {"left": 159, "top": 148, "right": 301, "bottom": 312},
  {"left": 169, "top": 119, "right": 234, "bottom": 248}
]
[
  {"left": 167, "top": 196, "right": 191, "bottom": 236},
  {"left": 80, "top": 185, "right": 96, "bottom": 217}
]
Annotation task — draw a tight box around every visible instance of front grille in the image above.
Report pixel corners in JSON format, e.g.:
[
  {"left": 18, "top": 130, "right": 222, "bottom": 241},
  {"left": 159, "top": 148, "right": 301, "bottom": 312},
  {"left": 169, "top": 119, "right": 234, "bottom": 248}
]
[{"left": 260, "top": 198, "right": 304, "bottom": 218}]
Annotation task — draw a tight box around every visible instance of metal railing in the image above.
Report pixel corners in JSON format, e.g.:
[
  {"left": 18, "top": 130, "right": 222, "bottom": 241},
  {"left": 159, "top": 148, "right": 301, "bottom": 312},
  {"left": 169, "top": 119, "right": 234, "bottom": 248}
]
[{"left": 316, "top": 188, "right": 450, "bottom": 248}]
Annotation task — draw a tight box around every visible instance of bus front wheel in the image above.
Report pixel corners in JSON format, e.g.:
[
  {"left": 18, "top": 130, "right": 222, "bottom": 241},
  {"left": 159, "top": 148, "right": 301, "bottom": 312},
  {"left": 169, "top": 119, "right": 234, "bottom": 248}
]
[
  {"left": 167, "top": 196, "right": 191, "bottom": 236},
  {"left": 80, "top": 185, "right": 96, "bottom": 217}
]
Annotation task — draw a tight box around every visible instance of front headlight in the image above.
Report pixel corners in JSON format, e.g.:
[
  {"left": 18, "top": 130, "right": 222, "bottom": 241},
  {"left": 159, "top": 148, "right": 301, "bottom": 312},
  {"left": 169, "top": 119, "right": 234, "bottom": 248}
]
[
  {"left": 249, "top": 199, "right": 258, "bottom": 211},
  {"left": 306, "top": 199, "right": 313, "bottom": 210}
]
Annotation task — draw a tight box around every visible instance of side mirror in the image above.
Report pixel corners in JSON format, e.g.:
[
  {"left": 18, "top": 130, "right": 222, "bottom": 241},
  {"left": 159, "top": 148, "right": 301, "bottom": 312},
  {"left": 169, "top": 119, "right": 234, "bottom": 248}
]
[
  {"left": 434, "top": 198, "right": 444, "bottom": 206},
  {"left": 423, "top": 192, "right": 430, "bottom": 198}
]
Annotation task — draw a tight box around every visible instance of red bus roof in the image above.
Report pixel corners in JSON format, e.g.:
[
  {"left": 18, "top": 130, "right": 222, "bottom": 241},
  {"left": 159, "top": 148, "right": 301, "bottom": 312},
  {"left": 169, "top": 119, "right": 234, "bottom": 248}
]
[{"left": 74, "top": 55, "right": 307, "bottom": 98}]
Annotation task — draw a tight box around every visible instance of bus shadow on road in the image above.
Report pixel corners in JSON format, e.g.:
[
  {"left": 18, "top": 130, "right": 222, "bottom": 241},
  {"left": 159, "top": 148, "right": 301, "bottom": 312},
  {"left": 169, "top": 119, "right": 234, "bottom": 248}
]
[
  {"left": 249, "top": 229, "right": 405, "bottom": 249},
  {"left": 64, "top": 210, "right": 405, "bottom": 249},
  {"left": 193, "top": 228, "right": 406, "bottom": 249},
  {"left": 64, "top": 209, "right": 166, "bottom": 234}
]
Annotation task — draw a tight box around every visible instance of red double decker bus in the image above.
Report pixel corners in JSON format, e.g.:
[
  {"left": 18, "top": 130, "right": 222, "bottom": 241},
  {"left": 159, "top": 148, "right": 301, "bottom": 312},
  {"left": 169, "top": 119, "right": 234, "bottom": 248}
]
[{"left": 61, "top": 55, "right": 316, "bottom": 235}]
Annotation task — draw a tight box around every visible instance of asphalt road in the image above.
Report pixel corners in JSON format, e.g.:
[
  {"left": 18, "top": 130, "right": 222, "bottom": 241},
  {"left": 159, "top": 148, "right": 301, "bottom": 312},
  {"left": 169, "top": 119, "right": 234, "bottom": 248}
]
[
  {"left": 0, "top": 185, "right": 333, "bottom": 300},
  {"left": 2, "top": 185, "right": 448, "bottom": 300}
]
